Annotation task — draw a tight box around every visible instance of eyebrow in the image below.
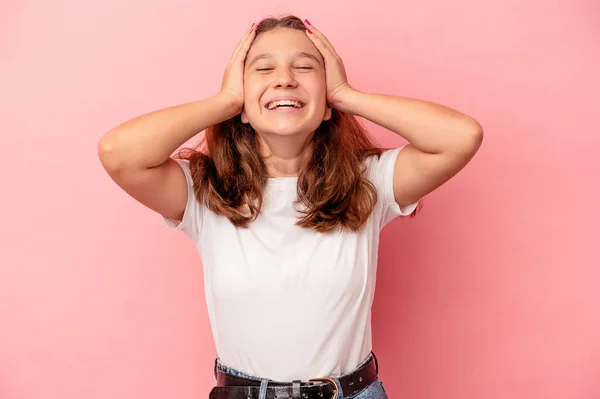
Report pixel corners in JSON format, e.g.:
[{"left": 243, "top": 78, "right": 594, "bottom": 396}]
[{"left": 246, "top": 52, "right": 322, "bottom": 68}]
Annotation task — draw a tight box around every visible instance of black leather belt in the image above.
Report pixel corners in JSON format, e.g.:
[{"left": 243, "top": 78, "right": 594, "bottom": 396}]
[{"left": 210, "top": 353, "right": 379, "bottom": 399}]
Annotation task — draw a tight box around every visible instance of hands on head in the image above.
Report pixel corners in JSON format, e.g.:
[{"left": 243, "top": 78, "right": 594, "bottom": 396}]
[{"left": 219, "top": 19, "right": 356, "bottom": 117}]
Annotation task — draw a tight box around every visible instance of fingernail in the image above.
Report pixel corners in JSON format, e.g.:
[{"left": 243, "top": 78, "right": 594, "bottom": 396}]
[
  {"left": 250, "top": 23, "right": 256, "bottom": 31},
  {"left": 306, "top": 28, "right": 313, "bottom": 34},
  {"left": 304, "top": 19, "right": 311, "bottom": 25}
]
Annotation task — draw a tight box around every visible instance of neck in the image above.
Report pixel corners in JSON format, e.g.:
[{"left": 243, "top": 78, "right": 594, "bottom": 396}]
[{"left": 257, "top": 132, "right": 313, "bottom": 177}]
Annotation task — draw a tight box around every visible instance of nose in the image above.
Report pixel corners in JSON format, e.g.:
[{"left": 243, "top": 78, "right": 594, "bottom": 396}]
[{"left": 272, "top": 68, "right": 298, "bottom": 88}]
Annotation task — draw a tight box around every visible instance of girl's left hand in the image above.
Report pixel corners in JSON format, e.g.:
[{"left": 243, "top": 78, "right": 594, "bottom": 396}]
[{"left": 303, "top": 20, "right": 356, "bottom": 108}]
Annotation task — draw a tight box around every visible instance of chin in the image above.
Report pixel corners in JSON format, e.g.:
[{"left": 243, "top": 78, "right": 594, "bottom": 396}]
[{"left": 252, "top": 121, "right": 317, "bottom": 138}]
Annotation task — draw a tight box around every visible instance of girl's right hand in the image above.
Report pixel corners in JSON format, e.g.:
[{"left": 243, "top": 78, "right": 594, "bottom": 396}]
[{"left": 219, "top": 23, "right": 257, "bottom": 114}]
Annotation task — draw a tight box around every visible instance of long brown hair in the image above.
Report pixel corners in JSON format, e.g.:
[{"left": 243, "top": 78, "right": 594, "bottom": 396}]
[{"left": 177, "top": 15, "right": 418, "bottom": 233}]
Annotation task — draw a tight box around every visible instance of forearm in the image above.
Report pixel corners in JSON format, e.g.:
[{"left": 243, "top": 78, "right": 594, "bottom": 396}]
[
  {"left": 98, "top": 93, "right": 240, "bottom": 170},
  {"left": 335, "top": 90, "right": 482, "bottom": 154}
]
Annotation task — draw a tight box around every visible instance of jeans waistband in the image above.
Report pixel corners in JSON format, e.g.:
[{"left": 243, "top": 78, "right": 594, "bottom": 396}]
[{"left": 213, "top": 351, "right": 379, "bottom": 381}]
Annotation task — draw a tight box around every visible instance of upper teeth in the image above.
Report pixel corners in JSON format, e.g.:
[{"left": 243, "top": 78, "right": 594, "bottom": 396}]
[{"left": 266, "top": 100, "right": 304, "bottom": 110}]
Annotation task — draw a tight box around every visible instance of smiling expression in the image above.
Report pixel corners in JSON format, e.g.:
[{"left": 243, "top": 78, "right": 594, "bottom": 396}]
[{"left": 241, "top": 28, "right": 331, "bottom": 137}]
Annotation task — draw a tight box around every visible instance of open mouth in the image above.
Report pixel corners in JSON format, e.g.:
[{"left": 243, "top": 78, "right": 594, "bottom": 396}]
[{"left": 265, "top": 100, "right": 306, "bottom": 110}]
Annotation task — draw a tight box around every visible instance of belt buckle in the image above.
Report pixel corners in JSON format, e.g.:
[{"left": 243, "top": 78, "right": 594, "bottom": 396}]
[{"left": 308, "top": 377, "right": 338, "bottom": 399}]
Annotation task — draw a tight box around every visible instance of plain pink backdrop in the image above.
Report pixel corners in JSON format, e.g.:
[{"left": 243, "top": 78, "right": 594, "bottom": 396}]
[{"left": 1, "top": 0, "right": 599, "bottom": 398}]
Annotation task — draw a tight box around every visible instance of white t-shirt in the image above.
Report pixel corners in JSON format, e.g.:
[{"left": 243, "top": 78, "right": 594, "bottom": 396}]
[{"left": 163, "top": 146, "right": 419, "bottom": 381}]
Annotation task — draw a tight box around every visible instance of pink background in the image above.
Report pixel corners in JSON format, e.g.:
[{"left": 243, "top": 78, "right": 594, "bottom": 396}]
[{"left": 1, "top": 0, "right": 599, "bottom": 398}]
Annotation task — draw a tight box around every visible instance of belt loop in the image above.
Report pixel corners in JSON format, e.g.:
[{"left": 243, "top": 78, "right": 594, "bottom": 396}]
[
  {"left": 371, "top": 351, "right": 379, "bottom": 375},
  {"left": 292, "top": 380, "right": 301, "bottom": 399},
  {"left": 332, "top": 377, "right": 344, "bottom": 399},
  {"left": 214, "top": 357, "right": 218, "bottom": 380},
  {"left": 259, "top": 379, "right": 269, "bottom": 399}
]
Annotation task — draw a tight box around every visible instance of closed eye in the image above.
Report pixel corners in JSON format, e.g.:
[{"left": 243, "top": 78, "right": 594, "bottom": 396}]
[{"left": 257, "top": 67, "right": 312, "bottom": 71}]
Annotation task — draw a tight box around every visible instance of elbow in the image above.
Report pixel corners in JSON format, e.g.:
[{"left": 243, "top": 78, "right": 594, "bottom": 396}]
[
  {"left": 97, "top": 135, "right": 124, "bottom": 172},
  {"left": 465, "top": 119, "right": 484, "bottom": 154},
  {"left": 472, "top": 119, "right": 484, "bottom": 139},
  {"left": 448, "top": 120, "right": 483, "bottom": 159}
]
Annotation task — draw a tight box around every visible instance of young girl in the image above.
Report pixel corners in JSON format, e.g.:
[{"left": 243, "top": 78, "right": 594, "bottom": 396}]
[{"left": 98, "top": 15, "right": 482, "bottom": 399}]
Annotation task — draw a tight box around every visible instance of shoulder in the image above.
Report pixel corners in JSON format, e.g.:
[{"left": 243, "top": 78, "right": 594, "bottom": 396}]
[{"left": 362, "top": 147, "right": 403, "bottom": 181}]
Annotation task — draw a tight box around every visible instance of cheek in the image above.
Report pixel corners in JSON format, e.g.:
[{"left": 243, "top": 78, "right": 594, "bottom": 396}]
[
  {"left": 306, "top": 82, "right": 327, "bottom": 106},
  {"left": 242, "top": 88, "right": 258, "bottom": 109},
  {"left": 243, "top": 80, "right": 264, "bottom": 108},
  {"left": 304, "top": 76, "right": 327, "bottom": 97}
]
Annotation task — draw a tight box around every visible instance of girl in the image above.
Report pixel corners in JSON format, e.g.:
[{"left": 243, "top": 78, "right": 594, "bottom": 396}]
[{"left": 98, "top": 15, "right": 482, "bottom": 399}]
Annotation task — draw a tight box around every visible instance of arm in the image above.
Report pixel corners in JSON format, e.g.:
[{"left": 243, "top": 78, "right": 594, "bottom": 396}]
[
  {"left": 303, "top": 21, "right": 483, "bottom": 210},
  {"left": 98, "top": 94, "right": 240, "bottom": 170},
  {"left": 334, "top": 91, "right": 483, "bottom": 209},
  {"left": 98, "top": 24, "right": 256, "bottom": 220},
  {"left": 97, "top": 93, "right": 241, "bottom": 221}
]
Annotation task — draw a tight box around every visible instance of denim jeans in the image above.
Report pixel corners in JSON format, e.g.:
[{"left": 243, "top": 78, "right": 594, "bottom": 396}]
[{"left": 214, "top": 352, "right": 388, "bottom": 399}]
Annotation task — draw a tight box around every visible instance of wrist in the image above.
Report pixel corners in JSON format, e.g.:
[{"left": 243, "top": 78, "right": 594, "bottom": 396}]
[
  {"left": 215, "top": 90, "right": 244, "bottom": 117},
  {"left": 330, "top": 87, "right": 363, "bottom": 114}
]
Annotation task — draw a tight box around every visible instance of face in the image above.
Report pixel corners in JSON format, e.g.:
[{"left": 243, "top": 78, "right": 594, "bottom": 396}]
[{"left": 241, "top": 28, "right": 331, "bottom": 138}]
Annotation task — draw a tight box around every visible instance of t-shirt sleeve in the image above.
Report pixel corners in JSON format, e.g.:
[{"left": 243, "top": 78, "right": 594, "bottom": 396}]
[
  {"left": 369, "top": 146, "right": 421, "bottom": 229},
  {"left": 162, "top": 159, "right": 202, "bottom": 242}
]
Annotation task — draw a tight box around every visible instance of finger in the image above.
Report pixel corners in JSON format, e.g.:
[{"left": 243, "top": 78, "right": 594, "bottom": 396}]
[
  {"left": 236, "top": 28, "right": 257, "bottom": 66},
  {"left": 303, "top": 20, "right": 340, "bottom": 58},
  {"left": 305, "top": 29, "right": 338, "bottom": 65},
  {"left": 231, "top": 24, "right": 256, "bottom": 62},
  {"left": 230, "top": 26, "right": 252, "bottom": 59}
]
